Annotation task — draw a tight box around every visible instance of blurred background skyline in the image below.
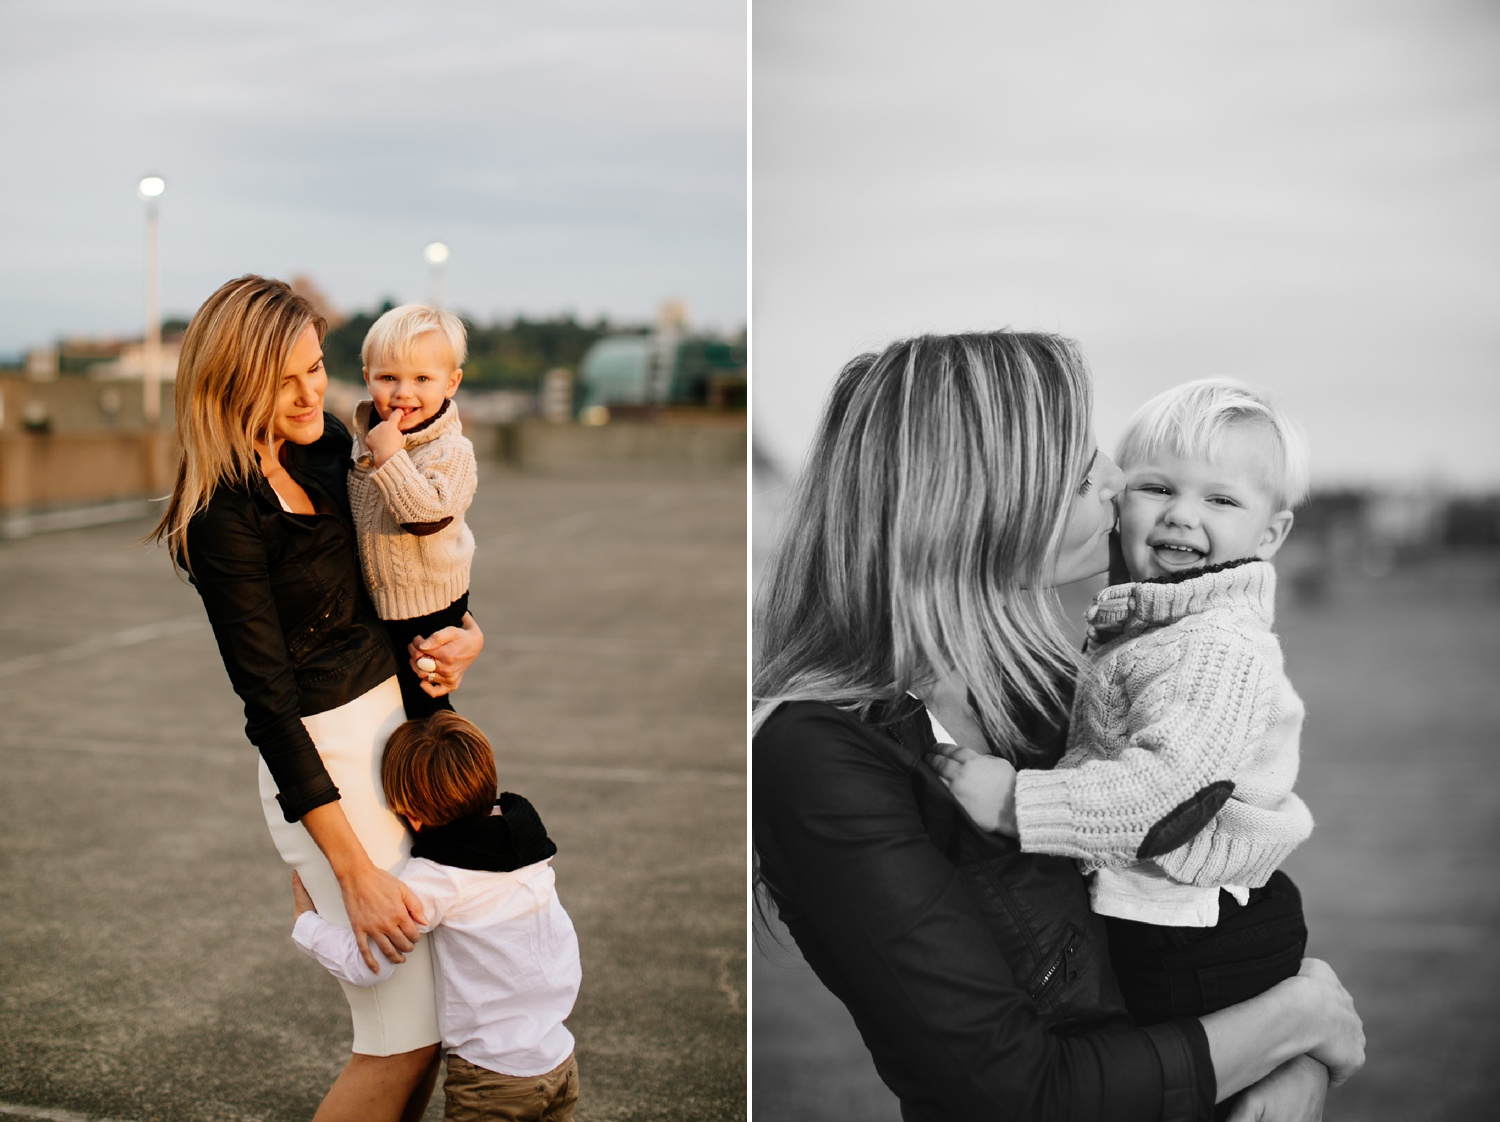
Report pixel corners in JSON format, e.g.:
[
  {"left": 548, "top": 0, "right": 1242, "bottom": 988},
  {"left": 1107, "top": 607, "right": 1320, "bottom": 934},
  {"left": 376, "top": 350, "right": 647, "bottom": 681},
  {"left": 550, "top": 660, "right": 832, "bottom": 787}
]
[
  {"left": 0, "top": 0, "right": 746, "bottom": 358},
  {"left": 754, "top": 0, "right": 1500, "bottom": 492}
]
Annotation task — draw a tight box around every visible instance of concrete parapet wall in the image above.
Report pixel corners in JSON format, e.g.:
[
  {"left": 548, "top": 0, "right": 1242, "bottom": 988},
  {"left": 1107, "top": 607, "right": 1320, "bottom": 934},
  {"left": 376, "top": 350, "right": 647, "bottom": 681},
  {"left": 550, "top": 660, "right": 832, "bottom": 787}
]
[
  {"left": 0, "top": 416, "right": 744, "bottom": 517},
  {"left": 0, "top": 429, "right": 175, "bottom": 512},
  {"left": 478, "top": 418, "right": 746, "bottom": 476},
  {"left": 1, "top": 374, "right": 174, "bottom": 434}
]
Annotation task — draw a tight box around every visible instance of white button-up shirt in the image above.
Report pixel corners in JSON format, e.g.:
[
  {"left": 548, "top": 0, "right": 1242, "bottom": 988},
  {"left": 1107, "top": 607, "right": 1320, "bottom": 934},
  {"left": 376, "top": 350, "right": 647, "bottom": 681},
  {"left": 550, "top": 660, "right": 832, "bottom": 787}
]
[{"left": 294, "top": 857, "right": 580, "bottom": 1077}]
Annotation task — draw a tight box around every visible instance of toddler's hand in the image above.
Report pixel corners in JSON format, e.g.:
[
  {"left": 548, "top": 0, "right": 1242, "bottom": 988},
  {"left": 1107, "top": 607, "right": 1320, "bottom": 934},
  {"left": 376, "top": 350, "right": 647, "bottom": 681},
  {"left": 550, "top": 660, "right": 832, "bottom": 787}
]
[
  {"left": 291, "top": 871, "right": 316, "bottom": 920},
  {"left": 928, "top": 742, "right": 1018, "bottom": 835},
  {"left": 366, "top": 411, "right": 409, "bottom": 467}
]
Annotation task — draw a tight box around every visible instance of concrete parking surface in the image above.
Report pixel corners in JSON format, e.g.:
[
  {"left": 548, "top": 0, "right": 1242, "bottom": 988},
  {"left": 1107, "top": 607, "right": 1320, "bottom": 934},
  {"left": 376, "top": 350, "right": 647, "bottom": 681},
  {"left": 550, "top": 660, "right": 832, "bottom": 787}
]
[{"left": 0, "top": 462, "right": 747, "bottom": 1122}]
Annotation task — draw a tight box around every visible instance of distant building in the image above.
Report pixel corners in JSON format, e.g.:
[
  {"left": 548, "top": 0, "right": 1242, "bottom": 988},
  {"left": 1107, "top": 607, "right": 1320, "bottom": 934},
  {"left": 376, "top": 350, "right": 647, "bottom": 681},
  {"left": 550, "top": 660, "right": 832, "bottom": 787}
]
[
  {"left": 22, "top": 332, "right": 183, "bottom": 384},
  {"left": 576, "top": 302, "right": 746, "bottom": 419},
  {"left": 89, "top": 338, "right": 182, "bottom": 383}
]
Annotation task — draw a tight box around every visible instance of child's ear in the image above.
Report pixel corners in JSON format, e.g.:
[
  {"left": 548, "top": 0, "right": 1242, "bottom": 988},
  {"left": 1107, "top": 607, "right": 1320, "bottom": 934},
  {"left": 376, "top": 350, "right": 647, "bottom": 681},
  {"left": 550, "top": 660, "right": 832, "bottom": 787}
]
[
  {"left": 361, "top": 366, "right": 372, "bottom": 385},
  {"left": 447, "top": 367, "right": 463, "bottom": 396},
  {"left": 1254, "top": 509, "right": 1294, "bottom": 560}
]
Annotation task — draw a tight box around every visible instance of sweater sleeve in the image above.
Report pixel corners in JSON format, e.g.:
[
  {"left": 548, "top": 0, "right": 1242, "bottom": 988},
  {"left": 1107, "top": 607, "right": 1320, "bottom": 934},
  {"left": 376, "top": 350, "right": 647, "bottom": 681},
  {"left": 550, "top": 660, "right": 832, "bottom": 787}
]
[
  {"left": 1156, "top": 789, "right": 1315, "bottom": 888},
  {"left": 187, "top": 496, "right": 340, "bottom": 823},
  {"left": 1014, "top": 621, "right": 1274, "bottom": 872},
  {"left": 755, "top": 706, "right": 1215, "bottom": 1121},
  {"left": 366, "top": 434, "right": 477, "bottom": 526}
]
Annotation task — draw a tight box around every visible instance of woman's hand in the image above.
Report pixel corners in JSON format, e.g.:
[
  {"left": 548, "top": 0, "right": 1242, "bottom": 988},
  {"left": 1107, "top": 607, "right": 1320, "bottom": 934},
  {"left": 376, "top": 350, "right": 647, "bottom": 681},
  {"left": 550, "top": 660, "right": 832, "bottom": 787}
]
[
  {"left": 409, "top": 611, "right": 485, "bottom": 697},
  {"left": 337, "top": 861, "right": 428, "bottom": 974},
  {"left": 299, "top": 802, "right": 428, "bottom": 973},
  {"left": 927, "top": 742, "right": 1018, "bottom": 835},
  {"left": 1224, "top": 1054, "right": 1329, "bottom": 1122},
  {"left": 1295, "top": 958, "right": 1365, "bottom": 1087}
]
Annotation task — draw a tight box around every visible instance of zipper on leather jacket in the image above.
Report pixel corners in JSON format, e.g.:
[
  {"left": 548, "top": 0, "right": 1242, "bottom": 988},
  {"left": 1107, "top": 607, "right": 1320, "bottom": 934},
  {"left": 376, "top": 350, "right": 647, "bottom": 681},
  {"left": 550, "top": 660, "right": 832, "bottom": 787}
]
[
  {"left": 292, "top": 589, "right": 345, "bottom": 655},
  {"left": 1030, "top": 928, "right": 1081, "bottom": 1004}
]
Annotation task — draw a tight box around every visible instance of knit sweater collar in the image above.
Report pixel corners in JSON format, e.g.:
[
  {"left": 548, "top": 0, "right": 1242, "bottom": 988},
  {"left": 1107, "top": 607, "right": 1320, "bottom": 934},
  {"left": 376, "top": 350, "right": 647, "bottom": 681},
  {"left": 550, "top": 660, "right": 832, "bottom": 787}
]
[
  {"left": 409, "top": 792, "right": 558, "bottom": 872},
  {"left": 353, "top": 397, "right": 461, "bottom": 454},
  {"left": 1085, "top": 557, "right": 1276, "bottom": 643}
]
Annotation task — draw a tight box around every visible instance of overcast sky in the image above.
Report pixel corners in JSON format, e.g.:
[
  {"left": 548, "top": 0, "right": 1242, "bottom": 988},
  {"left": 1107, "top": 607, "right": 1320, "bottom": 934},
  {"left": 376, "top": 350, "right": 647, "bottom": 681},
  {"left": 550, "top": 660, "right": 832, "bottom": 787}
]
[
  {"left": 0, "top": 0, "right": 745, "bottom": 355},
  {"left": 754, "top": 0, "right": 1500, "bottom": 489}
]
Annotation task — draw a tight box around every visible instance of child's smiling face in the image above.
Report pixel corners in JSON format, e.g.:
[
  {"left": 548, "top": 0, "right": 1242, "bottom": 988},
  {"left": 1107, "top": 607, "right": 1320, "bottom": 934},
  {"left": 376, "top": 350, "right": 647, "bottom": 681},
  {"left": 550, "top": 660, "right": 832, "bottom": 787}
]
[
  {"left": 1117, "top": 423, "right": 1294, "bottom": 580},
  {"left": 363, "top": 331, "right": 463, "bottom": 431}
]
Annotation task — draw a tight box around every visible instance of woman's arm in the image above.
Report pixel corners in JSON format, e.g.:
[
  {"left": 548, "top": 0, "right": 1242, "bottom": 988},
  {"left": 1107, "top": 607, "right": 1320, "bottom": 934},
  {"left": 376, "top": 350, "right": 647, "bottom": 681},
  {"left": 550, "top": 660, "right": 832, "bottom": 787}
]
[
  {"left": 758, "top": 705, "right": 1361, "bottom": 1120},
  {"left": 1225, "top": 1055, "right": 1330, "bottom": 1122},
  {"left": 187, "top": 497, "right": 425, "bottom": 970},
  {"left": 300, "top": 803, "right": 427, "bottom": 973},
  {"left": 757, "top": 706, "right": 1209, "bottom": 1121},
  {"left": 293, "top": 863, "right": 450, "bottom": 983},
  {"left": 409, "top": 611, "right": 484, "bottom": 698},
  {"left": 188, "top": 497, "right": 339, "bottom": 821},
  {"left": 1204, "top": 959, "right": 1363, "bottom": 1097}
]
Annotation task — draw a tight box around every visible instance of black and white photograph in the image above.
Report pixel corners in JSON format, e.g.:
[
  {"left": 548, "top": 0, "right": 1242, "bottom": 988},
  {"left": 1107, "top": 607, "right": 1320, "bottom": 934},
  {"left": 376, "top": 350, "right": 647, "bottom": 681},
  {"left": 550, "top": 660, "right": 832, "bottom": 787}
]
[{"left": 752, "top": 3, "right": 1499, "bottom": 1121}]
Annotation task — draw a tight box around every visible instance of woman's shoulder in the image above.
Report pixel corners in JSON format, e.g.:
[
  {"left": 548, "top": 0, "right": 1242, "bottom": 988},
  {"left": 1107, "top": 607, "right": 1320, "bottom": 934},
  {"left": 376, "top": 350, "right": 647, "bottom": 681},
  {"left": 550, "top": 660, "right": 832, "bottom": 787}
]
[
  {"left": 756, "top": 699, "right": 919, "bottom": 783},
  {"left": 757, "top": 699, "right": 864, "bottom": 747},
  {"left": 188, "top": 473, "right": 261, "bottom": 533}
]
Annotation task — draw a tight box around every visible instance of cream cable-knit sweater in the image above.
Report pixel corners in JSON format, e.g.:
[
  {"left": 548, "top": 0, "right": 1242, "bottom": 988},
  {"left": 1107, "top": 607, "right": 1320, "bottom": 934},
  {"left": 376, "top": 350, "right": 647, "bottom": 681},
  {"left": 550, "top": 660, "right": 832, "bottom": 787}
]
[
  {"left": 1014, "top": 560, "right": 1312, "bottom": 899},
  {"left": 348, "top": 399, "right": 477, "bottom": 621}
]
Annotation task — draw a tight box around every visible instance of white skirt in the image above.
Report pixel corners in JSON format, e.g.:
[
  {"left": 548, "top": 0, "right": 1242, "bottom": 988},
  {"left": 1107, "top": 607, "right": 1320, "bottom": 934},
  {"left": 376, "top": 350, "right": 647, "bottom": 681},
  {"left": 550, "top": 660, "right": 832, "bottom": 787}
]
[{"left": 258, "top": 675, "right": 441, "bottom": 1056}]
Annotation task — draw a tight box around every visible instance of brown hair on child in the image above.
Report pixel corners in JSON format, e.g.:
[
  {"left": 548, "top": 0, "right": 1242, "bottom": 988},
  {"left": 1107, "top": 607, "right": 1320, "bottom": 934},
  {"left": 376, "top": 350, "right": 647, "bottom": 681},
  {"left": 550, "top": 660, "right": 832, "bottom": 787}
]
[{"left": 381, "top": 711, "right": 498, "bottom": 828}]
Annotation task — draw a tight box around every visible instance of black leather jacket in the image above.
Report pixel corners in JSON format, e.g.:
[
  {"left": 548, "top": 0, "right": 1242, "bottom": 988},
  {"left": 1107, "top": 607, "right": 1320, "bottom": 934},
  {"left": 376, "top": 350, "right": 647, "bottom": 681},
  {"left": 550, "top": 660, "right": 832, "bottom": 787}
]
[
  {"left": 754, "top": 698, "right": 1215, "bottom": 1122},
  {"left": 185, "top": 414, "right": 397, "bottom": 822}
]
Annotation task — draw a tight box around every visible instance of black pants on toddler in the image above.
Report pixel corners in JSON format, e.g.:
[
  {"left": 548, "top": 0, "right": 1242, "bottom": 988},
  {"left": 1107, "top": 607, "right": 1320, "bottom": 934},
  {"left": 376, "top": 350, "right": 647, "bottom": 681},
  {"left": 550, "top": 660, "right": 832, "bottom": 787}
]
[
  {"left": 1103, "top": 869, "right": 1308, "bottom": 1025},
  {"left": 381, "top": 592, "right": 469, "bottom": 721}
]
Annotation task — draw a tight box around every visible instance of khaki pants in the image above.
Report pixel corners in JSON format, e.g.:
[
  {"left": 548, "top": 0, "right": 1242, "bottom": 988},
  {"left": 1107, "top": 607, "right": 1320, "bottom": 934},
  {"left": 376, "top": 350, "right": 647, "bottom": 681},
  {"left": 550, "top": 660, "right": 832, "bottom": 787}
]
[{"left": 443, "top": 1051, "right": 579, "bottom": 1122}]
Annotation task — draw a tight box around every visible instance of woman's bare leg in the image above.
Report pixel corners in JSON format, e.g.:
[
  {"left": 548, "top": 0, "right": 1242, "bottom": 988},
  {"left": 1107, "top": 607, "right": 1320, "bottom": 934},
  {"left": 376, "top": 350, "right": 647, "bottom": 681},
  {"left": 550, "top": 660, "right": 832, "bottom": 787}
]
[
  {"left": 312, "top": 1045, "right": 440, "bottom": 1122},
  {"left": 399, "top": 1048, "right": 443, "bottom": 1122}
]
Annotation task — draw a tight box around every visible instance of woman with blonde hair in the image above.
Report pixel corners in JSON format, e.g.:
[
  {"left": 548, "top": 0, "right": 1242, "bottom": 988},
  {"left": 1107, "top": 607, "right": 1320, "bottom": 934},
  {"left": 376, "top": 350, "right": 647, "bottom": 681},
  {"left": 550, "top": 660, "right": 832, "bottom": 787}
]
[
  {"left": 154, "top": 274, "right": 484, "bottom": 1120},
  {"left": 753, "top": 331, "right": 1363, "bottom": 1120}
]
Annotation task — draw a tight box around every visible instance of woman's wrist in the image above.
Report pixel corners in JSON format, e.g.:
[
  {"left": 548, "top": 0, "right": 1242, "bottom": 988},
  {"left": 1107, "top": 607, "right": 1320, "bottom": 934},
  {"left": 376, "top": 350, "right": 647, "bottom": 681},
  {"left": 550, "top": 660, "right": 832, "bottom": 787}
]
[
  {"left": 1201, "top": 973, "right": 1322, "bottom": 1099},
  {"left": 299, "top": 802, "right": 373, "bottom": 882},
  {"left": 1251, "top": 975, "right": 1327, "bottom": 1074},
  {"left": 331, "top": 854, "right": 379, "bottom": 884}
]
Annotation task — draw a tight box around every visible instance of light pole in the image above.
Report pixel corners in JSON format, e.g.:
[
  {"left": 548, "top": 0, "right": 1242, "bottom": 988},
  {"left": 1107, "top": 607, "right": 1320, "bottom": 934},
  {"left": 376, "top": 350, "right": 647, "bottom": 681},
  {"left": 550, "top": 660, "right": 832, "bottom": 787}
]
[
  {"left": 424, "top": 241, "right": 450, "bottom": 310},
  {"left": 137, "top": 175, "right": 166, "bottom": 424}
]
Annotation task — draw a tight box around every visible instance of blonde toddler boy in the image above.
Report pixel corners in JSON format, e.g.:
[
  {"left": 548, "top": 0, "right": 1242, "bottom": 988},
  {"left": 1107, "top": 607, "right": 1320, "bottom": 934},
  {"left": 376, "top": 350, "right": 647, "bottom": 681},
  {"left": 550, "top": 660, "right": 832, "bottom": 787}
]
[
  {"left": 350, "top": 304, "right": 478, "bottom": 719},
  {"left": 935, "top": 377, "right": 1315, "bottom": 1024}
]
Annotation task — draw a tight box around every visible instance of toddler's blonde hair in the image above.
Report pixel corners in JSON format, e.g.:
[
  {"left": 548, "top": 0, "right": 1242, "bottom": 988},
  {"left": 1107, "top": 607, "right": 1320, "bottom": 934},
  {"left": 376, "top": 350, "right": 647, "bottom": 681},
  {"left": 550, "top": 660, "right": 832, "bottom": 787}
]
[
  {"left": 1116, "top": 377, "right": 1310, "bottom": 510},
  {"left": 362, "top": 304, "right": 467, "bottom": 372}
]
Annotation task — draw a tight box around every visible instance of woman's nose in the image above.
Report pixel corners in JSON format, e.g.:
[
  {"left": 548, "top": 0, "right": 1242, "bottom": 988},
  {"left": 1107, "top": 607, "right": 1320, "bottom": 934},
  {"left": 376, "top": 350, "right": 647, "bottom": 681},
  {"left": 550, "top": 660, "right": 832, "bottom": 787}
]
[{"left": 1096, "top": 454, "right": 1127, "bottom": 501}]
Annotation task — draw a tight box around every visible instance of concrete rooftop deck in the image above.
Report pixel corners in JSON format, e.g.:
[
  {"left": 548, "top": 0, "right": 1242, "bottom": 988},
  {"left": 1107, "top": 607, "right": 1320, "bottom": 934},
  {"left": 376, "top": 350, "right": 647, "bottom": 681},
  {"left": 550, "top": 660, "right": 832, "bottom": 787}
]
[{"left": 0, "top": 464, "right": 747, "bottom": 1121}]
